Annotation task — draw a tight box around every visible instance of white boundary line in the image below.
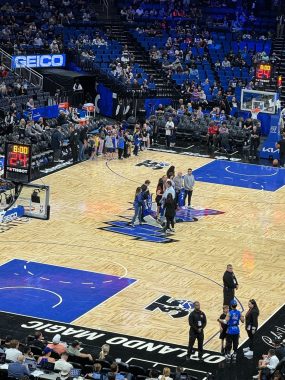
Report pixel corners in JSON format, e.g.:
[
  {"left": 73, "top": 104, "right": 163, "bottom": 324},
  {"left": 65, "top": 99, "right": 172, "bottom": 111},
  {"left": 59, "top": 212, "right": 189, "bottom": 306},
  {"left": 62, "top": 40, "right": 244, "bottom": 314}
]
[
  {"left": 0, "top": 286, "right": 62, "bottom": 308},
  {"left": 0, "top": 258, "right": 137, "bottom": 324},
  {"left": 17, "top": 257, "right": 135, "bottom": 282},
  {"left": 71, "top": 279, "right": 138, "bottom": 324}
]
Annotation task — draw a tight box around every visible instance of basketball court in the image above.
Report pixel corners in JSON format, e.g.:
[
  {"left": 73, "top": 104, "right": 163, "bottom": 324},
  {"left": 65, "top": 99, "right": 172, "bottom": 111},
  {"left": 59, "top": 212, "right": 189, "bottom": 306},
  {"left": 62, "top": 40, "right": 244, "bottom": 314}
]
[{"left": 0, "top": 150, "right": 284, "bottom": 362}]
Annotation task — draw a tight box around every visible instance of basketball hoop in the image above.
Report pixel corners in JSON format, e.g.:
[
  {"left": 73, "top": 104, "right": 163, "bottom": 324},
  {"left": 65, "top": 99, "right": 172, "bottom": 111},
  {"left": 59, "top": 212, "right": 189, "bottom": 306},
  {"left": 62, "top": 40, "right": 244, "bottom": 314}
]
[{"left": 250, "top": 108, "right": 261, "bottom": 120}]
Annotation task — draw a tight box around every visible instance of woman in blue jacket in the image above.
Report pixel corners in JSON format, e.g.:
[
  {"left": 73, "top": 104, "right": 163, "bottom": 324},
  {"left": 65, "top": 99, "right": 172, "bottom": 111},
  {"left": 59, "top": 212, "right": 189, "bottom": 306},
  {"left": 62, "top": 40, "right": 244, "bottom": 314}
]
[{"left": 130, "top": 187, "right": 143, "bottom": 227}]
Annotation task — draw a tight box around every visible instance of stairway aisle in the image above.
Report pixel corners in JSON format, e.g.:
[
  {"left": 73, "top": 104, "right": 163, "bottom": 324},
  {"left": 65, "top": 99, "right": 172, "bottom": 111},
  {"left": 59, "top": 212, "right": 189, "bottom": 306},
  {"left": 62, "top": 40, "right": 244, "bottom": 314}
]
[
  {"left": 101, "top": 21, "right": 179, "bottom": 98},
  {"left": 272, "top": 37, "right": 285, "bottom": 105}
]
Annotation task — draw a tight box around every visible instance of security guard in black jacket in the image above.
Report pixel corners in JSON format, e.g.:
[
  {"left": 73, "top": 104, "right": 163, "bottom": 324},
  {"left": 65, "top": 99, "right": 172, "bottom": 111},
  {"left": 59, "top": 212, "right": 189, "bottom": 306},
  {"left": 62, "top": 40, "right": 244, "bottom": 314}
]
[
  {"left": 223, "top": 264, "right": 239, "bottom": 306},
  {"left": 187, "top": 301, "right": 207, "bottom": 360}
]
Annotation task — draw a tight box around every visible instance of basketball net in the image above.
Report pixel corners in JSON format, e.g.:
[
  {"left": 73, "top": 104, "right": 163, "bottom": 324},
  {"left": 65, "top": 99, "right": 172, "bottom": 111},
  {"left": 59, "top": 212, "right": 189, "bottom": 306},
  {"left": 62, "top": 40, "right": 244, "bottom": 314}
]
[{"left": 251, "top": 108, "right": 261, "bottom": 120}]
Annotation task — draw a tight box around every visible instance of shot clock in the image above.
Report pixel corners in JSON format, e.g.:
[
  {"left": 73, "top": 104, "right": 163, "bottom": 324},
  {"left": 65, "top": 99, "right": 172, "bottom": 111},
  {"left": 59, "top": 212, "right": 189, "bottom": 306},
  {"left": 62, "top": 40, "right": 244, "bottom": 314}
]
[
  {"left": 4, "top": 142, "right": 32, "bottom": 183},
  {"left": 255, "top": 63, "right": 273, "bottom": 83}
]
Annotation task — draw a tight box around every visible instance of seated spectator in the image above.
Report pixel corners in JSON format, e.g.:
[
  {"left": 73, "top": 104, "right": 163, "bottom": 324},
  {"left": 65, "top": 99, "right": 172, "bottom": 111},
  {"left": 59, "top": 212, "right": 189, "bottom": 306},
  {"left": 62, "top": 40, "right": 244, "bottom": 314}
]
[
  {"left": 243, "top": 118, "right": 253, "bottom": 131},
  {"left": 59, "top": 365, "right": 72, "bottom": 380},
  {"left": 121, "top": 52, "right": 130, "bottom": 64},
  {"left": 191, "top": 88, "right": 200, "bottom": 103},
  {"left": 0, "top": 64, "right": 8, "bottom": 78},
  {"left": 8, "top": 355, "right": 30, "bottom": 378},
  {"left": 108, "top": 363, "right": 125, "bottom": 380},
  {"left": 34, "top": 34, "right": 44, "bottom": 47},
  {"left": 155, "top": 104, "right": 165, "bottom": 116},
  {"left": 87, "top": 363, "right": 103, "bottom": 379},
  {"left": 177, "top": 105, "right": 185, "bottom": 118},
  {"left": 173, "top": 367, "right": 184, "bottom": 380},
  {"left": 141, "top": 79, "right": 149, "bottom": 93},
  {"left": 158, "top": 367, "right": 172, "bottom": 380},
  {"left": 5, "top": 340, "right": 22, "bottom": 362},
  {"left": 38, "top": 347, "right": 56, "bottom": 366},
  {"left": 0, "top": 81, "right": 7, "bottom": 96},
  {"left": 196, "top": 106, "right": 204, "bottom": 119},
  {"left": 47, "top": 334, "right": 67, "bottom": 355},
  {"left": 115, "top": 63, "right": 123, "bottom": 78},
  {"left": 132, "top": 79, "right": 140, "bottom": 90},
  {"left": 25, "top": 120, "right": 41, "bottom": 141},
  {"left": 198, "top": 88, "right": 207, "bottom": 104},
  {"left": 58, "top": 110, "right": 68, "bottom": 126},
  {"left": 26, "top": 98, "right": 35, "bottom": 110},
  {"left": 50, "top": 39, "right": 60, "bottom": 53},
  {"left": 98, "top": 344, "right": 113, "bottom": 363},
  {"left": 54, "top": 353, "right": 73, "bottom": 372},
  {"left": 67, "top": 340, "right": 93, "bottom": 362},
  {"left": 274, "top": 339, "right": 285, "bottom": 361},
  {"left": 146, "top": 369, "right": 159, "bottom": 380},
  {"left": 207, "top": 121, "right": 219, "bottom": 147},
  {"left": 34, "top": 117, "right": 46, "bottom": 133},
  {"left": 253, "top": 349, "right": 279, "bottom": 379},
  {"left": 222, "top": 58, "right": 231, "bottom": 68},
  {"left": 189, "top": 66, "right": 199, "bottom": 80},
  {"left": 22, "top": 346, "right": 35, "bottom": 361}
]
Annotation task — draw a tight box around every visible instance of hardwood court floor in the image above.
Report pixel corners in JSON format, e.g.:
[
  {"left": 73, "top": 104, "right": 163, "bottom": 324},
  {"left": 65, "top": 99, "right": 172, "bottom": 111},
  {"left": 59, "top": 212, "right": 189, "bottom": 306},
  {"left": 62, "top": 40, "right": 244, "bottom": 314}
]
[{"left": 0, "top": 151, "right": 285, "bottom": 352}]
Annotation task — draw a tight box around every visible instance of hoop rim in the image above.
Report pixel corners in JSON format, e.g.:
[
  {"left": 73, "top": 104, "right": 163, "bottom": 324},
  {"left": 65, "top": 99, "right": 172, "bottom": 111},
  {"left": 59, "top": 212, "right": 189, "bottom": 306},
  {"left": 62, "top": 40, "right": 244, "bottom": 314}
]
[{"left": 251, "top": 107, "right": 261, "bottom": 114}]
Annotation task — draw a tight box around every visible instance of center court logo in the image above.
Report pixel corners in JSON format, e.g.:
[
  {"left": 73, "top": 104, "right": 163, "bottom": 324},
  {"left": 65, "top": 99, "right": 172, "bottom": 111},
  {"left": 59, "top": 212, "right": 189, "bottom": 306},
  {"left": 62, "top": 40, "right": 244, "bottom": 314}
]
[
  {"left": 100, "top": 221, "right": 176, "bottom": 243},
  {"left": 145, "top": 295, "right": 194, "bottom": 318},
  {"left": 136, "top": 160, "right": 169, "bottom": 170},
  {"left": 100, "top": 208, "right": 224, "bottom": 244}
]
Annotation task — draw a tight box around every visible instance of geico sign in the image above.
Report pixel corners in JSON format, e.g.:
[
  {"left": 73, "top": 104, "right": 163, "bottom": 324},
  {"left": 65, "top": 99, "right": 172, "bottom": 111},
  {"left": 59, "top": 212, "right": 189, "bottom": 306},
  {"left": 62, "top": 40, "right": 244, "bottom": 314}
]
[{"left": 12, "top": 54, "right": 66, "bottom": 68}]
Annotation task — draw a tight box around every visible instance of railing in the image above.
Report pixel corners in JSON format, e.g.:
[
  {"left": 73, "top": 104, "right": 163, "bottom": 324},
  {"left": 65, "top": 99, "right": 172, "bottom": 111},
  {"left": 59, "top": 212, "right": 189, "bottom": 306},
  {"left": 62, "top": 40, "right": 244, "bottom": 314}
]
[
  {"left": 0, "top": 48, "right": 43, "bottom": 89},
  {"left": 100, "top": 0, "right": 109, "bottom": 18}
]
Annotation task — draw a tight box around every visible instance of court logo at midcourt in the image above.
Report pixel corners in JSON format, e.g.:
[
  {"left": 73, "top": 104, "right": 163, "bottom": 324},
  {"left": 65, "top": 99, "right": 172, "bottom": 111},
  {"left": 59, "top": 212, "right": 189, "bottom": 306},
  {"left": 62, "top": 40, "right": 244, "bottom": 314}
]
[{"left": 145, "top": 295, "right": 194, "bottom": 319}]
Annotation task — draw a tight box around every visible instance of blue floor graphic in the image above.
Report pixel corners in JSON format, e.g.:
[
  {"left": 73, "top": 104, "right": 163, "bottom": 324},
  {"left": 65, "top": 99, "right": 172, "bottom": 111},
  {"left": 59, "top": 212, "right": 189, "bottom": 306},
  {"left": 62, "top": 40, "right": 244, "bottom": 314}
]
[
  {"left": 101, "top": 221, "right": 174, "bottom": 243},
  {"left": 0, "top": 259, "right": 136, "bottom": 322},
  {"left": 193, "top": 160, "right": 285, "bottom": 191}
]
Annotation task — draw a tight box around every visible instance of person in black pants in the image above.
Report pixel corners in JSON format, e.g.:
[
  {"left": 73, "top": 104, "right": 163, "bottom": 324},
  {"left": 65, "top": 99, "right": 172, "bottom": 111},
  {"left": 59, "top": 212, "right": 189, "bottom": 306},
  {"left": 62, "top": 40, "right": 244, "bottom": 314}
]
[
  {"left": 223, "top": 264, "right": 239, "bottom": 306},
  {"left": 69, "top": 124, "right": 79, "bottom": 163},
  {"left": 217, "top": 305, "right": 229, "bottom": 354},
  {"left": 276, "top": 132, "right": 285, "bottom": 167},
  {"left": 51, "top": 125, "right": 63, "bottom": 162},
  {"left": 186, "top": 301, "right": 207, "bottom": 361},
  {"left": 249, "top": 125, "right": 261, "bottom": 159},
  {"left": 164, "top": 193, "right": 176, "bottom": 233},
  {"left": 243, "top": 299, "right": 259, "bottom": 357}
]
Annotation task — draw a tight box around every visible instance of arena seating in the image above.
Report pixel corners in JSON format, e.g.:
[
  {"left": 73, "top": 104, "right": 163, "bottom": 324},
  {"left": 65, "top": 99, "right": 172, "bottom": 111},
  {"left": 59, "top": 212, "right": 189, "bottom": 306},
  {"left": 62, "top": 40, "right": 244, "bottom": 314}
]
[
  {"left": 0, "top": 335, "right": 201, "bottom": 380},
  {"left": 129, "top": 27, "right": 272, "bottom": 104},
  {"left": 66, "top": 27, "right": 156, "bottom": 95}
]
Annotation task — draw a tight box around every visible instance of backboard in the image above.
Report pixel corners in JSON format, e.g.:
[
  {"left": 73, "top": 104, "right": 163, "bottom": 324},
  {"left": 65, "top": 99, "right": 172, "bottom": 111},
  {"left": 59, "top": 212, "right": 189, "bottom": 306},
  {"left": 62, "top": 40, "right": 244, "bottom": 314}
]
[
  {"left": 241, "top": 89, "right": 278, "bottom": 114},
  {"left": 17, "top": 183, "right": 50, "bottom": 220}
]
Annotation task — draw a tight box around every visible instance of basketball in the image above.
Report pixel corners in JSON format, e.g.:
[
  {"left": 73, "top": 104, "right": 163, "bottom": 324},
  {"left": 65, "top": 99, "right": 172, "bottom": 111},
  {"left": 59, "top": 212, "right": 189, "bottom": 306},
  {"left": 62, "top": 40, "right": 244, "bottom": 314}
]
[{"left": 273, "top": 159, "right": 279, "bottom": 167}]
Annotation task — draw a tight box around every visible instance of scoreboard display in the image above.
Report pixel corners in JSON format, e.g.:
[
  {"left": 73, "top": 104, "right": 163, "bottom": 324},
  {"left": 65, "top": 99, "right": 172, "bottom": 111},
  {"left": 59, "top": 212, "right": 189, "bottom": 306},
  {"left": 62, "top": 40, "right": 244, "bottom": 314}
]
[
  {"left": 255, "top": 63, "right": 273, "bottom": 83},
  {"left": 4, "top": 142, "right": 32, "bottom": 183}
]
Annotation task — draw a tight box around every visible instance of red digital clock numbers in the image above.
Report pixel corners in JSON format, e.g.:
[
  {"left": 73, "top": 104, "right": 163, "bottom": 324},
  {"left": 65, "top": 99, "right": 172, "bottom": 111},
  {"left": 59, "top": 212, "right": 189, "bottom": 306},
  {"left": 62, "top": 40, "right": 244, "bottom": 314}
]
[
  {"left": 8, "top": 152, "right": 28, "bottom": 168},
  {"left": 256, "top": 64, "right": 272, "bottom": 82}
]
